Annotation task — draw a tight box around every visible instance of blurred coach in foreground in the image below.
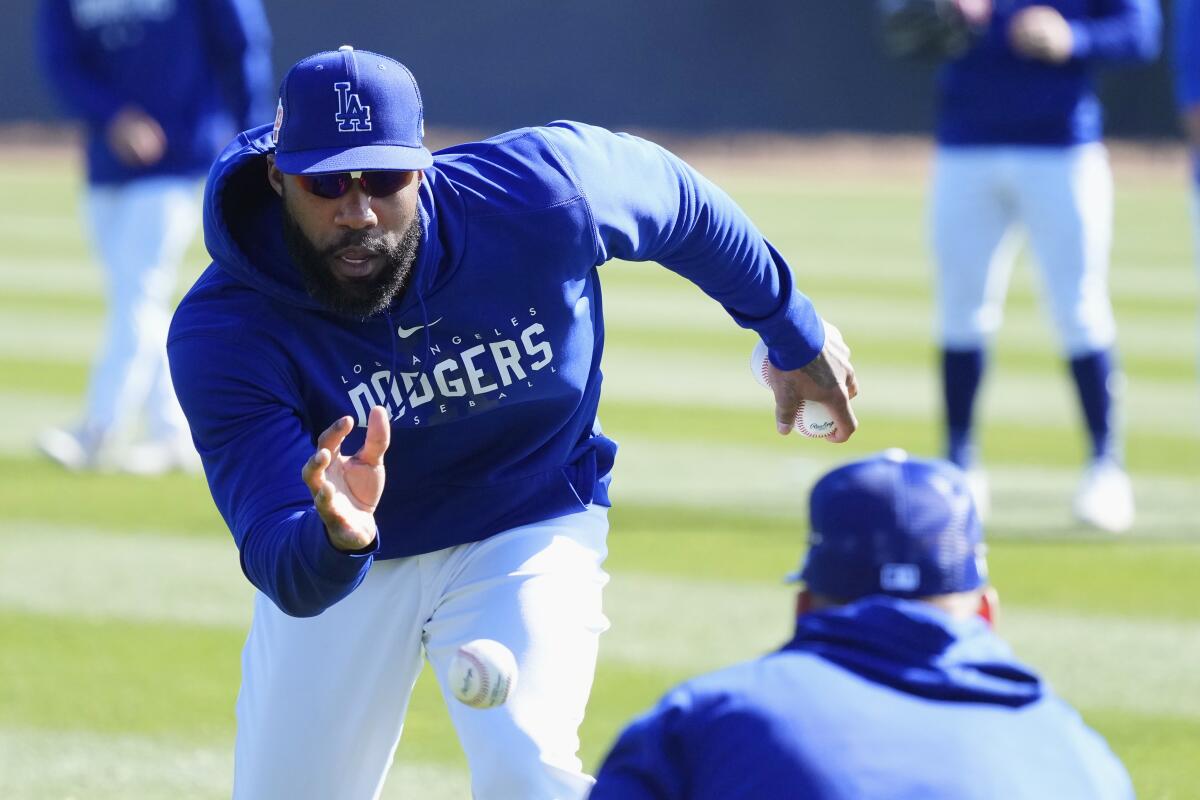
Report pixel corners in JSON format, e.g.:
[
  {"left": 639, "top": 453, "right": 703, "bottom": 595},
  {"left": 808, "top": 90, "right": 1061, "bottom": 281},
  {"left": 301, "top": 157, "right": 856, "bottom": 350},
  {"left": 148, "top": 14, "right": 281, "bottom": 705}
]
[{"left": 590, "top": 450, "right": 1131, "bottom": 800}]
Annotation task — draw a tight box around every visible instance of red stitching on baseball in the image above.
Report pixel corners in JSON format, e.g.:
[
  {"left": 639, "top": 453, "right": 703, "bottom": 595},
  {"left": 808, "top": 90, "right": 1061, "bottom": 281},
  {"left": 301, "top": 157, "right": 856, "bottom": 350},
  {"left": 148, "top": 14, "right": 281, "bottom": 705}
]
[{"left": 461, "top": 649, "right": 490, "bottom": 705}]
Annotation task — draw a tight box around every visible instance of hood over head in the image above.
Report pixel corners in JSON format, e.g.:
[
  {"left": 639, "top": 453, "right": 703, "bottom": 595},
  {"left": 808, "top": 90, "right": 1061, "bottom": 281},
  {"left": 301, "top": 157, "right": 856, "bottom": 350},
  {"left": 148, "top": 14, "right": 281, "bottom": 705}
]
[
  {"left": 790, "top": 596, "right": 1043, "bottom": 708},
  {"left": 201, "top": 123, "right": 445, "bottom": 314}
]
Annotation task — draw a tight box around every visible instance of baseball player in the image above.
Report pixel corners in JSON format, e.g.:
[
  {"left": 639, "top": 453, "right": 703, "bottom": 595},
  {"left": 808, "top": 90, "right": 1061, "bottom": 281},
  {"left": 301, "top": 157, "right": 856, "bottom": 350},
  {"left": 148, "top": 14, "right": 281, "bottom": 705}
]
[
  {"left": 929, "top": 0, "right": 1160, "bottom": 531},
  {"left": 1173, "top": 0, "right": 1200, "bottom": 363},
  {"left": 34, "top": 0, "right": 273, "bottom": 473},
  {"left": 166, "top": 46, "right": 858, "bottom": 799},
  {"left": 591, "top": 450, "right": 1133, "bottom": 800}
]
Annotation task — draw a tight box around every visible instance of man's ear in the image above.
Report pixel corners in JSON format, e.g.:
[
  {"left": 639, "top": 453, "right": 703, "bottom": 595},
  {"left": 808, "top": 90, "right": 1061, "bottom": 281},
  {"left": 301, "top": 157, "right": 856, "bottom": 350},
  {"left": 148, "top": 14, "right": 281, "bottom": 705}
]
[
  {"left": 977, "top": 586, "right": 999, "bottom": 628},
  {"left": 795, "top": 588, "right": 813, "bottom": 618},
  {"left": 266, "top": 154, "right": 284, "bottom": 197}
]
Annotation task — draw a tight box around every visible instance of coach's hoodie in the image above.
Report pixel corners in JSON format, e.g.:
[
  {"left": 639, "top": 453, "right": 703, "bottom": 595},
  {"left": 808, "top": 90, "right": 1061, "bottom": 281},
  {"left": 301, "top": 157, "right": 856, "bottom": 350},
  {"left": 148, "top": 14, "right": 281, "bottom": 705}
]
[
  {"left": 168, "top": 121, "right": 824, "bottom": 617},
  {"left": 591, "top": 597, "right": 1133, "bottom": 800}
]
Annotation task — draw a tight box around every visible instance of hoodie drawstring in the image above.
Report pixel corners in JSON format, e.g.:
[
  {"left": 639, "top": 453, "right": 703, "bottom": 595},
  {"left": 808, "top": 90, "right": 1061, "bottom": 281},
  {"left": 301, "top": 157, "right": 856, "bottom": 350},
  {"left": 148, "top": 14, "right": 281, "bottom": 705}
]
[
  {"left": 384, "top": 310, "right": 399, "bottom": 418},
  {"left": 416, "top": 287, "right": 433, "bottom": 373},
  {"left": 383, "top": 287, "right": 432, "bottom": 422}
]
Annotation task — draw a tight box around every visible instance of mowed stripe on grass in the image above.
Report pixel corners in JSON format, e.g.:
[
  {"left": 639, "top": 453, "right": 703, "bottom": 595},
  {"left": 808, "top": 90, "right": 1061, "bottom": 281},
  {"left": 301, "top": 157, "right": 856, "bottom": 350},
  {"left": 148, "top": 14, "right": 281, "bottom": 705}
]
[{"left": 2, "top": 526, "right": 1198, "bottom": 719}]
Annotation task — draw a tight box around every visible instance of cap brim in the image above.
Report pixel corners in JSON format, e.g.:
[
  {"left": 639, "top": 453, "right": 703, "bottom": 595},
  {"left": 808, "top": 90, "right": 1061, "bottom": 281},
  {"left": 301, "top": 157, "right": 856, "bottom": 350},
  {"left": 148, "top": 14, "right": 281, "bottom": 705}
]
[{"left": 275, "top": 143, "right": 433, "bottom": 175}]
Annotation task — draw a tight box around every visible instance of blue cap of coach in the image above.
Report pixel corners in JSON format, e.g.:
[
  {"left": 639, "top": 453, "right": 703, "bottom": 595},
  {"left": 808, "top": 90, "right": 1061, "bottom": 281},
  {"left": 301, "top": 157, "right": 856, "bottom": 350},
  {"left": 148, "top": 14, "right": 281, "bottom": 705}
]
[
  {"left": 272, "top": 45, "right": 434, "bottom": 175},
  {"left": 789, "top": 449, "right": 987, "bottom": 599}
]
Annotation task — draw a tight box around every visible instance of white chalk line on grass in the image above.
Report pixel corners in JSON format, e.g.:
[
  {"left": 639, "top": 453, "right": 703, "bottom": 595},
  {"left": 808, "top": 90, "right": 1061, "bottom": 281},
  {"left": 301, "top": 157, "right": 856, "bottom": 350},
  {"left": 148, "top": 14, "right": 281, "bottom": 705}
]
[{"left": 2, "top": 525, "right": 1198, "bottom": 720}]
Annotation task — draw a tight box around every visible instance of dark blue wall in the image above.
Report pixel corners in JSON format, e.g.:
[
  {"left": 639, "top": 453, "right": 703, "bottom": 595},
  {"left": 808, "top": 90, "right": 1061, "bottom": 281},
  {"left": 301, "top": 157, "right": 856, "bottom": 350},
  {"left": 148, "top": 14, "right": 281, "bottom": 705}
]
[{"left": 9, "top": 0, "right": 1181, "bottom": 139}]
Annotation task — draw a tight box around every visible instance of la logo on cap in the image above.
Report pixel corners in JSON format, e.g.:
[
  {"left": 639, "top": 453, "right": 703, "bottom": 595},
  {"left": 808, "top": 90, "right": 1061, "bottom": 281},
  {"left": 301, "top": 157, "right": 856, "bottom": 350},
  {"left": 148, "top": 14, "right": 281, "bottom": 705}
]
[{"left": 334, "top": 82, "right": 371, "bottom": 132}]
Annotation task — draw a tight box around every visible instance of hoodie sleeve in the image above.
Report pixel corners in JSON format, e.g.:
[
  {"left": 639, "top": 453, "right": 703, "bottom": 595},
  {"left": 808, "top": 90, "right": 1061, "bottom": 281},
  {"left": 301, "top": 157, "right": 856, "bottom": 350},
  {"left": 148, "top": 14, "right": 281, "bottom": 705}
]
[
  {"left": 167, "top": 329, "right": 376, "bottom": 617},
  {"left": 1174, "top": 0, "right": 1200, "bottom": 108},
  {"left": 35, "top": 0, "right": 126, "bottom": 126},
  {"left": 198, "top": 0, "right": 275, "bottom": 131},
  {"left": 1068, "top": 0, "right": 1162, "bottom": 63},
  {"left": 590, "top": 690, "right": 694, "bottom": 800},
  {"left": 536, "top": 121, "right": 824, "bottom": 371}
]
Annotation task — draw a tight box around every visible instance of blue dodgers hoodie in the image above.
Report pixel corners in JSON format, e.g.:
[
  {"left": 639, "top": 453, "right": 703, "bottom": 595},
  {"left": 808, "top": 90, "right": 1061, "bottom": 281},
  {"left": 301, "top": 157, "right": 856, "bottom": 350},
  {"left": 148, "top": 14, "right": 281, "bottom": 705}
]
[
  {"left": 36, "top": 0, "right": 274, "bottom": 185},
  {"left": 592, "top": 597, "right": 1132, "bottom": 800},
  {"left": 937, "top": 0, "right": 1160, "bottom": 147},
  {"left": 168, "top": 120, "right": 825, "bottom": 617}
]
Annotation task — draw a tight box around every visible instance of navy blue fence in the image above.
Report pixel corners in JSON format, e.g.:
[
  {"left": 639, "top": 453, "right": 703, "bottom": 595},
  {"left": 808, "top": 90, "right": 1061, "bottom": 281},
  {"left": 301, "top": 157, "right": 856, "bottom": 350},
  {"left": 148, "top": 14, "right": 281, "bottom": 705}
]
[{"left": 7, "top": 0, "right": 1181, "bottom": 139}]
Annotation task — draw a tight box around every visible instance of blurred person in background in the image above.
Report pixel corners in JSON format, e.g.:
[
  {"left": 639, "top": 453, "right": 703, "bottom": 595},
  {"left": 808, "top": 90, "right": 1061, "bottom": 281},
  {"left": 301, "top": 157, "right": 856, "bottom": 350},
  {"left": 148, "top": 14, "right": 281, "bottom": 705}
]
[
  {"left": 926, "top": 0, "right": 1160, "bottom": 531},
  {"left": 590, "top": 450, "right": 1132, "bottom": 800},
  {"left": 1173, "top": 0, "right": 1200, "bottom": 368},
  {"left": 35, "top": 0, "right": 273, "bottom": 473}
]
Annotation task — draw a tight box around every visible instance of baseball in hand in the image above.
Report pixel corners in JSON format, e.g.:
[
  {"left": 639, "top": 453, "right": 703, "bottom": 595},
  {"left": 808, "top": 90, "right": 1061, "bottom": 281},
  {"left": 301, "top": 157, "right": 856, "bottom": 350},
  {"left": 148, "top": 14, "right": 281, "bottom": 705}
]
[
  {"left": 751, "top": 340, "right": 838, "bottom": 439},
  {"left": 448, "top": 639, "right": 517, "bottom": 709}
]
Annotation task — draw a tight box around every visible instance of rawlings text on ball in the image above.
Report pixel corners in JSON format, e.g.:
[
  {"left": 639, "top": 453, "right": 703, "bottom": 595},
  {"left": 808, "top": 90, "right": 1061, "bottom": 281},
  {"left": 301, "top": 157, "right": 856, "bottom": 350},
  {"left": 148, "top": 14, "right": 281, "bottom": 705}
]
[
  {"left": 750, "top": 340, "right": 838, "bottom": 439},
  {"left": 449, "top": 639, "right": 518, "bottom": 709}
]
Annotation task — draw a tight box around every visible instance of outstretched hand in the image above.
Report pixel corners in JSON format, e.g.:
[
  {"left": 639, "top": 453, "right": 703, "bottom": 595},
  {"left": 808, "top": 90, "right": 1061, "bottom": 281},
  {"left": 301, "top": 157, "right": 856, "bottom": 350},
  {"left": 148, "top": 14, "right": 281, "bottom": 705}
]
[
  {"left": 765, "top": 319, "right": 859, "bottom": 443},
  {"left": 301, "top": 406, "right": 391, "bottom": 552}
]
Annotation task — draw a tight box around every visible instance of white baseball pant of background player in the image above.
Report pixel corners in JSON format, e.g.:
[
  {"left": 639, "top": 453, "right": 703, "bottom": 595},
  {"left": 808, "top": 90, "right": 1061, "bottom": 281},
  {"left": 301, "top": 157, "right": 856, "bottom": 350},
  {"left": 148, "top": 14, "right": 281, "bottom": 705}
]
[
  {"left": 931, "top": 143, "right": 1116, "bottom": 355},
  {"left": 233, "top": 505, "right": 609, "bottom": 800},
  {"left": 84, "top": 175, "right": 199, "bottom": 450},
  {"left": 1192, "top": 186, "right": 1200, "bottom": 371}
]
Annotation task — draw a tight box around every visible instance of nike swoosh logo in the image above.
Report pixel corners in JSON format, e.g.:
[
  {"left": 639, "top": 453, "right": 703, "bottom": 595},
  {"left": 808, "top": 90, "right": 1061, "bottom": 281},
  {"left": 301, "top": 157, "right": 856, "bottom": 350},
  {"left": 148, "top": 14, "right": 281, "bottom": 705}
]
[{"left": 396, "top": 317, "right": 443, "bottom": 339}]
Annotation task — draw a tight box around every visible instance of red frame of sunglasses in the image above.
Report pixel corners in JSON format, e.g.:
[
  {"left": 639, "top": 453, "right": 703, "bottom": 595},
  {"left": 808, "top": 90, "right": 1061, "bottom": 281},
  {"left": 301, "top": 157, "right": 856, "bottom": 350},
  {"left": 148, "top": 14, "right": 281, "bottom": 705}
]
[{"left": 296, "top": 170, "right": 409, "bottom": 200}]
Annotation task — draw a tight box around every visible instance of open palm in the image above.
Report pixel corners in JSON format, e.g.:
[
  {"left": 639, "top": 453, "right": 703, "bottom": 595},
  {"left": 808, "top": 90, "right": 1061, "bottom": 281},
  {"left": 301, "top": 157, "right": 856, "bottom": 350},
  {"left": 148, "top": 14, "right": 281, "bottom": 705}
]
[{"left": 302, "top": 406, "right": 391, "bottom": 551}]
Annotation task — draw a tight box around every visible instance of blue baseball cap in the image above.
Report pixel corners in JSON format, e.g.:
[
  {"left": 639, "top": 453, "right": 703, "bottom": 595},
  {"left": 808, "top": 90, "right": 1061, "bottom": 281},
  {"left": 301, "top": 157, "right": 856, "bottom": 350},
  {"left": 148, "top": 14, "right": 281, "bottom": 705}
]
[
  {"left": 272, "top": 45, "right": 433, "bottom": 175},
  {"left": 789, "top": 449, "right": 987, "bottom": 599}
]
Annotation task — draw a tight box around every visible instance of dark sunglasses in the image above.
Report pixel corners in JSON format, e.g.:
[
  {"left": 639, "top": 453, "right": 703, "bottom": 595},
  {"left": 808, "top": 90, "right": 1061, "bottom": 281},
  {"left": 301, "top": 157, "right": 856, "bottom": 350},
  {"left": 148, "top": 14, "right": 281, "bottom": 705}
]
[{"left": 295, "top": 170, "right": 409, "bottom": 200}]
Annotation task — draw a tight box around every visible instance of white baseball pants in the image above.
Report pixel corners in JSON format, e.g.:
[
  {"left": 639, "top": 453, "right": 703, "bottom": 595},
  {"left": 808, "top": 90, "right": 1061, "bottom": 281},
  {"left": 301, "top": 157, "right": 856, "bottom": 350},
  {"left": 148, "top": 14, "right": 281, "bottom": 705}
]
[
  {"left": 232, "top": 505, "right": 610, "bottom": 800},
  {"left": 83, "top": 176, "right": 200, "bottom": 443},
  {"left": 930, "top": 144, "right": 1116, "bottom": 356},
  {"left": 1191, "top": 181, "right": 1200, "bottom": 373}
]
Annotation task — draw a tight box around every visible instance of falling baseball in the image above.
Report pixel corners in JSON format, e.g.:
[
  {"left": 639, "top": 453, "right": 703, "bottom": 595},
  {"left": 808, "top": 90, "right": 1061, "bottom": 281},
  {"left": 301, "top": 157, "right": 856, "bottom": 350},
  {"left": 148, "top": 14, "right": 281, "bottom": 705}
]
[
  {"left": 448, "top": 639, "right": 517, "bottom": 709},
  {"left": 750, "top": 340, "right": 838, "bottom": 439}
]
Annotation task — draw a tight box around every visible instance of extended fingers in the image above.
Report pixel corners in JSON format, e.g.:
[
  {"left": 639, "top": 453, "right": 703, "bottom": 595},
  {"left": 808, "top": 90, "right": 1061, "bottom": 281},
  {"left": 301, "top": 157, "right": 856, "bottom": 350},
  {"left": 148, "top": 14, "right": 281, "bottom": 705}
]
[
  {"left": 357, "top": 405, "right": 391, "bottom": 465},
  {"left": 317, "top": 415, "right": 354, "bottom": 456},
  {"left": 302, "top": 447, "right": 332, "bottom": 494}
]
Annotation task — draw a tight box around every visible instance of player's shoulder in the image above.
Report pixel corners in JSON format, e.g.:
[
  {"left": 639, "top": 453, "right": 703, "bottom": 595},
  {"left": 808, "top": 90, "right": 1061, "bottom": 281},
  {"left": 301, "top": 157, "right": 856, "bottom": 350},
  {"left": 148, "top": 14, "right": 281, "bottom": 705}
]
[
  {"left": 169, "top": 263, "right": 286, "bottom": 350},
  {"left": 428, "top": 121, "right": 621, "bottom": 216}
]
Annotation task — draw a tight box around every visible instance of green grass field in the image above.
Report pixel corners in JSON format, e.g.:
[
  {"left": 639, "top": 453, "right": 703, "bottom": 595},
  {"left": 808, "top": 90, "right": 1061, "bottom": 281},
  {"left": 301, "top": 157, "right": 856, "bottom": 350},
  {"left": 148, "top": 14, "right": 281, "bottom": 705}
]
[{"left": 1, "top": 146, "right": 1197, "bottom": 798}]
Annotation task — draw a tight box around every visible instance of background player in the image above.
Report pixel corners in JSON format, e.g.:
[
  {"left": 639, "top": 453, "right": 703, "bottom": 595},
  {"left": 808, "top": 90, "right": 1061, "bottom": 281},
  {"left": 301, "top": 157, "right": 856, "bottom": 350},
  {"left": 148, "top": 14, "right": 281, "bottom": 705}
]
[
  {"left": 590, "top": 450, "right": 1133, "bottom": 800},
  {"left": 1173, "top": 0, "right": 1200, "bottom": 367},
  {"left": 929, "top": 0, "right": 1160, "bottom": 530},
  {"left": 167, "top": 46, "right": 858, "bottom": 799},
  {"left": 34, "top": 0, "right": 273, "bottom": 473}
]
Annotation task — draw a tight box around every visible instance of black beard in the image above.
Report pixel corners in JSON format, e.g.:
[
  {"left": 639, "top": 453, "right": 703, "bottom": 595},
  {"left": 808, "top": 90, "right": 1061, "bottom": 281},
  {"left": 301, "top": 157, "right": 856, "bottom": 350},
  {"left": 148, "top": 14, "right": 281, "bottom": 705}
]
[{"left": 281, "top": 197, "right": 422, "bottom": 320}]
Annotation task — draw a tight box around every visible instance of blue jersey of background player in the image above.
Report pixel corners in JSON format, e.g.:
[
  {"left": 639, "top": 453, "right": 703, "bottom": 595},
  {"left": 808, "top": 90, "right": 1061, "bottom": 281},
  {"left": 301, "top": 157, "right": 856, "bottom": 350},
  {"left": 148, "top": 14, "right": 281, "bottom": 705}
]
[
  {"left": 591, "top": 451, "right": 1133, "bottom": 800},
  {"left": 34, "top": 0, "right": 273, "bottom": 473},
  {"left": 38, "top": 0, "right": 275, "bottom": 185},
  {"left": 1172, "top": 0, "right": 1200, "bottom": 357},
  {"left": 930, "top": 0, "right": 1160, "bottom": 532},
  {"left": 166, "top": 46, "right": 858, "bottom": 799}
]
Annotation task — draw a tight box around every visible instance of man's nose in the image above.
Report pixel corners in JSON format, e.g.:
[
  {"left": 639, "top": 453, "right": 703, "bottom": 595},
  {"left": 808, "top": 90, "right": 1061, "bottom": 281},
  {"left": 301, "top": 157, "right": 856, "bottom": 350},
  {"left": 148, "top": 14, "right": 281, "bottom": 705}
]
[{"left": 335, "top": 185, "right": 377, "bottom": 229}]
